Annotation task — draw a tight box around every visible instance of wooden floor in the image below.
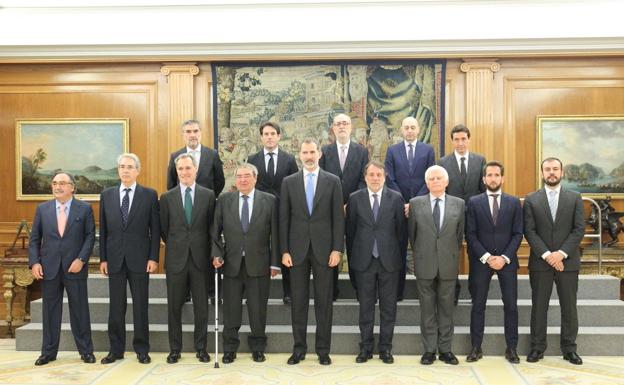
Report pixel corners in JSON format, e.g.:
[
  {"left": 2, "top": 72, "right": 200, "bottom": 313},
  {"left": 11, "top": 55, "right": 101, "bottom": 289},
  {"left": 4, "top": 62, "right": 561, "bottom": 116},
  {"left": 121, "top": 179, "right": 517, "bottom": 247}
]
[{"left": 1, "top": 339, "right": 624, "bottom": 385}]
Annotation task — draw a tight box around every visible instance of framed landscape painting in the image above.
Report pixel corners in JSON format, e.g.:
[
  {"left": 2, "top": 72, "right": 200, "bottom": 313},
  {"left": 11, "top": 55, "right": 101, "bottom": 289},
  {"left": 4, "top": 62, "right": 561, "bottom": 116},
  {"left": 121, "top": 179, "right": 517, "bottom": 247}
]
[
  {"left": 536, "top": 115, "right": 624, "bottom": 198},
  {"left": 15, "top": 119, "right": 129, "bottom": 200}
]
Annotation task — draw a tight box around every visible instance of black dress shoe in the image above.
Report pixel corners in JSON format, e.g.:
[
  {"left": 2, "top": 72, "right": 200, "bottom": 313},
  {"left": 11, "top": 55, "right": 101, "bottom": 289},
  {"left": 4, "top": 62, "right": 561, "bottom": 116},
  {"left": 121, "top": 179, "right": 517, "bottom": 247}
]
[
  {"left": 505, "top": 348, "right": 520, "bottom": 364},
  {"left": 439, "top": 352, "right": 459, "bottom": 365},
  {"left": 283, "top": 296, "right": 292, "bottom": 305},
  {"left": 466, "top": 347, "right": 483, "bottom": 362},
  {"left": 379, "top": 350, "right": 394, "bottom": 364},
  {"left": 287, "top": 352, "right": 305, "bottom": 365},
  {"left": 526, "top": 350, "right": 544, "bottom": 363},
  {"left": 563, "top": 352, "right": 583, "bottom": 365},
  {"left": 252, "top": 351, "right": 266, "bottom": 362},
  {"left": 100, "top": 352, "right": 124, "bottom": 364},
  {"left": 318, "top": 353, "right": 332, "bottom": 365},
  {"left": 196, "top": 350, "right": 211, "bottom": 363},
  {"left": 222, "top": 351, "right": 236, "bottom": 364},
  {"left": 355, "top": 351, "right": 372, "bottom": 363},
  {"left": 81, "top": 353, "right": 96, "bottom": 363},
  {"left": 420, "top": 352, "right": 436, "bottom": 365},
  {"left": 137, "top": 353, "right": 151, "bottom": 364},
  {"left": 34, "top": 355, "right": 56, "bottom": 366},
  {"left": 166, "top": 351, "right": 181, "bottom": 364}
]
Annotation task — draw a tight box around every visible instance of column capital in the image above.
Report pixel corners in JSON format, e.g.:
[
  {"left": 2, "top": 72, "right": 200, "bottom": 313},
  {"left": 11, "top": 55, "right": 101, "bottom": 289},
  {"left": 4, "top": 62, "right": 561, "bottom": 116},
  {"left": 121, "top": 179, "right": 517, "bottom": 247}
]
[
  {"left": 161, "top": 63, "right": 200, "bottom": 76},
  {"left": 460, "top": 59, "right": 500, "bottom": 73}
]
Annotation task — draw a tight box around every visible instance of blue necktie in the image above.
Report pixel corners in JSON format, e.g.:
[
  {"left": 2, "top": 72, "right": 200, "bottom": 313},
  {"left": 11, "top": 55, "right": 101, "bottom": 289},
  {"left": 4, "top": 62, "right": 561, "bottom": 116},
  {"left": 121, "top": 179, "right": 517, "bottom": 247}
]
[
  {"left": 241, "top": 195, "right": 249, "bottom": 233},
  {"left": 120, "top": 188, "right": 130, "bottom": 228},
  {"left": 372, "top": 193, "right": 380, "bottom": 258},
  {"left": 408, "top": 144, "right": 414, "bottom": 169},
  {"left": 306, "top": 173, "right": 315, "bottom": 215}
]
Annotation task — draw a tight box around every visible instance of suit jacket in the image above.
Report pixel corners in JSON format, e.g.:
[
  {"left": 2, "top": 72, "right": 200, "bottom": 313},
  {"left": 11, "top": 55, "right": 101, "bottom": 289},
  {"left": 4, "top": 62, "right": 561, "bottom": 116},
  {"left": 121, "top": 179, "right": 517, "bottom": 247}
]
[
  {"left": 466, "top": 192, "right": 523, "bottom": 272},
  {"left": 279, "top": 169, "right": 344, "bottom": 265},
  {"left": 346, "top": 186, "right": 406, "bottom": 273},
  {"left": 437, "top": 152, "right": 486, "bottom": 202},
  {"left": 211, "top": 190, "right": 279, "bottom": 277},
  {"left": 319, "top": 141, "right": 369, "bottom": 203},
  {"left": 99, "top": 184, "right": 161, "bottom": 274},
  {"left": 408, "top": 194, "right": 465, "bottom": 280},
  {"left": 28, "top": 199, "right": 95, "bottom": 280},
  {"left": 160, "top": 185, "right": 216, "bottom": 274},
  {"left": 385, "top": 141, "right": 435, "bottom": 201},
  {"left": 247, "top": 148, "right": 298, "bottom": 198},
  {"left": 167, "top": 145, "right": 225, "bottom": 196},
  {"left": 523, "top": 187, "right": 585, "bottom": 272}
]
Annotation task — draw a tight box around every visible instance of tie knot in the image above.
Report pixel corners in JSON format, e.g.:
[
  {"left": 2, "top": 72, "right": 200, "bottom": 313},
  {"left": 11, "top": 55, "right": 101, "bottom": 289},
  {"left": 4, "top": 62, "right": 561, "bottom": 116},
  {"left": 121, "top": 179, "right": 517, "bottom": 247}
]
[
  {"left": 124, "top": 188, "right": 131, "bottom": 193},
  {"left": 435, "top": 198, "right": 441, "bottom": 203},
  {"left": 186, "top": 187, "right": 192, "bottom": 193},
  {"left": 490, "top": 193, "right": 499, "bottom": 198},
  {"left": 267, "top": 152, "right": 274, "bottom": 157},
  {"left": 373, "top": 193, "right": 378, "bottom": 199},
  {"left": 341, "top": 145, "right": 347, "bottom": 151},
  {"left": 242, "top": 195, "right": 248, "bottom": 200},
  {"left": 59, "top": 202, "right": 66, "bottom": 209},
  {"left": 308, "top": 173, "right": 315, "bottom": 179},
  {"left": 461, "top": 157, "right": 466, "bottom": 162},
  {"left": 408, "top": 144, "right": 413, "bottom": 149}
]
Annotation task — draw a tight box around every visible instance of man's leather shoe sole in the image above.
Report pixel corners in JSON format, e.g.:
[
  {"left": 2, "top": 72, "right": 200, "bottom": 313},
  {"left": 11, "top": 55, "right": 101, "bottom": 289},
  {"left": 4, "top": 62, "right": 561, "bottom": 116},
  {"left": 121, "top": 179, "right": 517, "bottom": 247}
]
[
  {"left": 137, "top": 353, "right": 151, "bottom": 364},
  {"left": 252, "top": 351, "right": 266, "bottom": 362},
  {"left": 222, "top": 352, "right": 236, "bottom": 364},
  {"left": 420, "top": 352, "right": 436, "bottom": 365},
  {"left": 100, "top": 353, "right": 124, "bottom": 364},
  {"left": 527, "top": 350, "right": 544, "bottom": 363},
  {"left": 287, "top": 352, "right": 305, "bottom": 365},
  {"left": 166, "top": 351, "right": 181, "bottom": 364},
  {"left": 81, "top": 353, "right": 96, "bottom": 364},
  {"left": 563, "top": 352, "right": 583, "bottom": 365},
  {"left": 318, "top": 354, "right": 332, "bottom": 365},
  {"left": 34, "top": 355, "right": 56, "bottom": 366},
  {"left": 355, "top": 352, "right": 372, "bottom": 363}
]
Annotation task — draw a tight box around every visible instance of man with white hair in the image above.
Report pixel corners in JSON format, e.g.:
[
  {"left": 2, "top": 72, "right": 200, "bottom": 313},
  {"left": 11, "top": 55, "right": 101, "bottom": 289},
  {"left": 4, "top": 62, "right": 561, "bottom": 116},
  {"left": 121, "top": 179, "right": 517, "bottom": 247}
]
[{"left": 408, "top": 165, "right": 465, "bottom": 365}]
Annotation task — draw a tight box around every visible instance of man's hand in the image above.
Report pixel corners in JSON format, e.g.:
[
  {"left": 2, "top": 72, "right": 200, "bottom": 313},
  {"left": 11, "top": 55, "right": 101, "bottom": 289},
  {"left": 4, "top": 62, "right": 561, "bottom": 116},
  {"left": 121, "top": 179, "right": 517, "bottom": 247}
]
[
  {"left": 282, "top": 253, "right": 293, "bottom": 267},
  {"left": 404, "top": 203, "right": 410, "bottom": 218},
  {"left": 546, "top": 252, "right": 564, "bottom": 269},
  {"left": 212, "top": 257, "right": 224, "bottom": 269},
  {"left": 553, "top": 260, "right": 564, "bottom": 271},
  {"left": 100, "top": 262, "right": 108, "bottom": 276},
  {"left": 31, "top": 263, "right": 44, "bottom": 280},
  {"left": 487, "top": 256, "right": 505, "bottom": 271},
  {"left": 328, "top": 251, "right": 341, "bottom": 267},
  {"left": 146, "top": 261, "right": 158, "bottom": 273},
  {"left": 68, "top": 259, "right": 84, "bottom": 274}
]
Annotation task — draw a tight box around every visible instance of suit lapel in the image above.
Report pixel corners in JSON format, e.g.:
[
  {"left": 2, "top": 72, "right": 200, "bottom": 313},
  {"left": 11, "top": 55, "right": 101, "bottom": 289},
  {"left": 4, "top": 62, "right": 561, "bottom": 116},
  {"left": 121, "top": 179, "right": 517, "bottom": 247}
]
[
  {"left": 294, "top": 171, "right": 308, "bottom": 215},
  {"left": 397, "top": 143, "right": 410, "bottom": 174},
  {"left": 439, "top": 196, "right": 452, "bottom": 233},
  {"left": 274, "top": 151, "right": 288, "bottom": 182},
  {"left": 197, "top": 146, "right": 208, "bottom": 180},
  {"left": 312, "top": 171, "right": 325, "bottom": 213},
  {"left": 538, "top": 188, "right": 555, "bottom": 225},
  {"left": 125, "top": 185, "right": 144, "bottom": 228},
  {"left": 65, "top": 200, "right": 80, "bottom": 234},
  {"left": 328, "top": 143, "right": 342, "bottom": 177},
  {"left": 478, "top": 193, "right": 496, "bottom": 227},
  {"left": 190, "top": 187, "right": 203, "bottom": 226},
  {"left": 420, "top": 197, "right": 437, "bottom": 232},
  {"left": 249, "top": 191, "right": 262, "bottom": 229},
  {"left": 46, "top": 201, "right": 61, "bottom": 237},
  {"left": 172, "top": 187, "right": 188, "bottom": 228}
]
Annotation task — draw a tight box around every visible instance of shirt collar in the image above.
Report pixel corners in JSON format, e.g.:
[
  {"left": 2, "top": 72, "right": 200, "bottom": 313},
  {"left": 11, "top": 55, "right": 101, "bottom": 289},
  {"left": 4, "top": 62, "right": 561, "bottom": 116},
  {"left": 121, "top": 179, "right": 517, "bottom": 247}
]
[
  {"left": 404, "top": 140, "right": 418, "bottom": 147},
  {"left": 368, "top": 187, "right": 382, "bottom": 198},
  {"left": 429, "top": 193, "right": 446, "bottom": 202},
  {"left": 120, "top": 182, "right": 137, "bottom": 192},
  {"left": 487, "top": 189, "right": 502, "bottom": 196},
  {"left": 337, "top": 139, "right": 351, "bottom": 149},
  {"left": 545, "top": 184, "right": 562, "bottom": 194},
  {"left": 239, "top": 189, "right": 255, "bottom": 199},
  {"left": 264, "top": 147, "right": 279, "bottom": 156},
  {"left": 304, "top": 167, "right": 319, "bottom": 177},
  {"left": 180, "top": 182, "right": 196, "bottom": 192},
  {"left": 186, "top": 145, "right": 201, "bottom": 153},
  {"left": 56, "top": 197, "right": 73, "bottom": 208},
  {"left": 454, "top": 151, "right": 469, "bottom": 161}
]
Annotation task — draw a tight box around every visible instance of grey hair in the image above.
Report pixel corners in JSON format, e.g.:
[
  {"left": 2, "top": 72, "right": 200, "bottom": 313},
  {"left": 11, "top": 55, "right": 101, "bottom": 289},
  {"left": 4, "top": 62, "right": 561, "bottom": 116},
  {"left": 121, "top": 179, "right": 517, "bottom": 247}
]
[
  {"left": 301, "top": 137, "right": 320, "bottom": 150},
  {"left": 174, "top": 153, "right": 197, "bottom": 168},
  {"left": 424, "top": 165, "right": 449, "bottom": 182},
  {"left": 117, "top": 153, "right": 141, "bottom": 171},
  {"left": 181, "top": 119, "right": 201, "bottom": 130},
  {"left": 234, "top": 163, "right": 258, "bottom": 178}
]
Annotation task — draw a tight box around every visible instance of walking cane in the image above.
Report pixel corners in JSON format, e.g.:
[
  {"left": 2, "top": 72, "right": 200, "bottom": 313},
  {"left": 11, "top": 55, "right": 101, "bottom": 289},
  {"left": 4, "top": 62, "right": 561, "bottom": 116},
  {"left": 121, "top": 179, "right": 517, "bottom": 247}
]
[{"left": 214, "top": 266, "right": 220, "bottom": 368}]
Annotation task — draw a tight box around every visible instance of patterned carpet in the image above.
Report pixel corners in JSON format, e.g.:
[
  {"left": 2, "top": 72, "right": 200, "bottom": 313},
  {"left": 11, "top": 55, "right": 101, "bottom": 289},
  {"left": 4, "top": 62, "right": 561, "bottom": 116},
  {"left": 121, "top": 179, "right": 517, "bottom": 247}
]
[{"left": 1, "top": 341, "right": 623, "bottom": 385}]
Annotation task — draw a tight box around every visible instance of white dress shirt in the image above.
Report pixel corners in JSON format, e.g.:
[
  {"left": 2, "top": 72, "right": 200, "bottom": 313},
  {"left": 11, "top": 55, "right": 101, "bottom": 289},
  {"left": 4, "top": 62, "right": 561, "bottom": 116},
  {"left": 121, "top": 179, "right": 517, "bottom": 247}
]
[
  {"left": 454, "top": 151, "right": 469, "bottom": 171},
  {"left": 119, "top": 182, "right": 137, "bottom": 212},
  {"left": 263, "top": 147, "right": 279, "bottom": 175},
  {"left": 429, "top": 193, "right": 445, "bottom": 229},
  {"left": 179, "top": 182, "right": 196, "bottom": 207}
]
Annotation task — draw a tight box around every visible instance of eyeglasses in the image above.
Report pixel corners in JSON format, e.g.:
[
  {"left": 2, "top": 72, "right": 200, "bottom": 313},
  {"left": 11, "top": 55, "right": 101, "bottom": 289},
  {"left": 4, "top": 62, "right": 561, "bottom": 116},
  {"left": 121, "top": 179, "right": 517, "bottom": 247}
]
[
  {"left": 334, "top": 121, "right": 350, "bottom": 127},
  {"left": 235, "top": 174, "right": 255, "bottom": 179},
  {"left": 51, "top": 181, "right": 73, "bottom": 187},
  {"left": 118, "top": 165, "right": 136, "bottom": 170}
]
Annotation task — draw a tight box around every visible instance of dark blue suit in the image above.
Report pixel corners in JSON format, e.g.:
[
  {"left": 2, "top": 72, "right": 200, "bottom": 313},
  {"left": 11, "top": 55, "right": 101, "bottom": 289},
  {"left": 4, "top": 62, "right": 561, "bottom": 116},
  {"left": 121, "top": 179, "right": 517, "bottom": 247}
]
[
  {"left": 28, "top": 198, "right": 95, "bottom": 357},
  {"left": 466, "top": 192, "right": 523, "bottom": 349},
  {"left": 384, "top": 141, "right": 435, "bottom": 298}
]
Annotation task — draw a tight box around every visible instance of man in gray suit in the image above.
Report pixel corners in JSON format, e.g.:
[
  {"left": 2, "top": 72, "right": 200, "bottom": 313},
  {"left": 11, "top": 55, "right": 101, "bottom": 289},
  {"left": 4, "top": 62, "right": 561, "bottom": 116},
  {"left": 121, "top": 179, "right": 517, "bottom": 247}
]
[
  {"left": 523, "top": 157, "right": 585, "bottom": 365},
  {"left": 160, "top": 153, "right": 216, "bottom": 364},
  {"left": 212, "top": 163, "right": 280, "bottom": 364},
  {"left": 408, "top": 165, "right": 465, "bottom": 365},
  {"left": 280, "top": 138, "right": 344, "bottom": 366},
  {"left": 437, "top": 124, "right": 486, "bottom": 305}
]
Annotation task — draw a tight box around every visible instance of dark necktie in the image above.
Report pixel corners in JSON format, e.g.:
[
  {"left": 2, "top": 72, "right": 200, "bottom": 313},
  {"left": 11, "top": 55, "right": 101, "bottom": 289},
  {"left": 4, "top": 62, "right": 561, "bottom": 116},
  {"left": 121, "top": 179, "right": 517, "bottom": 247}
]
[
  {"left": 460, "top": 156, "right": 467, "bottom": 182},
  {"left": 407, "top": 144, "right": 414, "bottom": 169},
  {"left": 241, "top": 195, "right": 249, "bottom": 233},
  {"left": 432, "top": 198, "right": 441, "bottom": 233},
  {"left": 372, "top": 193, "right": 380, "bottom": 258},
  {"left": 184, "top": 187, "right": 193, "bottom": 225},
  {"left": 491, "top": 193, "right": 499, "bottom": 225},
  {"left": 267, "top": 152, "right": 275, "bottom": 181},
  {"left": 121, "top": 188, "right": 130, "bottom": 227}
]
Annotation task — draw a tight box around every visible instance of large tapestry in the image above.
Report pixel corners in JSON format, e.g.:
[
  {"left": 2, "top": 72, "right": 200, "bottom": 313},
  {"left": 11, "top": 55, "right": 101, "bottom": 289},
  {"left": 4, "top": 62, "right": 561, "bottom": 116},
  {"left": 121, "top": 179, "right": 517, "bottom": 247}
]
[{"left": 213, "top": 60, "right": 446, "bottom": 185}]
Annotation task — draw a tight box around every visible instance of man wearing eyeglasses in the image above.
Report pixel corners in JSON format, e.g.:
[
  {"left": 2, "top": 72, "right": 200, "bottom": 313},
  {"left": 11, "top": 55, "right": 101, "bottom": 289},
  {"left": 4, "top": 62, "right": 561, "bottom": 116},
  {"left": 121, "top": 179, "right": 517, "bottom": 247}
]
[
  {"left": 29, "top": 171, "right": 96, "bottom": 366},
  {"left": 99, "top": 153, "right": 160, "bottom": 365}
]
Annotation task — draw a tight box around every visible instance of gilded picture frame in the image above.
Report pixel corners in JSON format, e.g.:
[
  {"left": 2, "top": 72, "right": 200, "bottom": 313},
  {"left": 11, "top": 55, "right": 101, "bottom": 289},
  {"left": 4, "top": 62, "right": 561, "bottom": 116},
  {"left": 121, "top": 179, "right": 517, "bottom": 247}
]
[
  {"left": 15, "top": 118, "right": 129, "bottom": 201},
  {"left": 536, "top": 115, "right": 624, "bottom": 198}
]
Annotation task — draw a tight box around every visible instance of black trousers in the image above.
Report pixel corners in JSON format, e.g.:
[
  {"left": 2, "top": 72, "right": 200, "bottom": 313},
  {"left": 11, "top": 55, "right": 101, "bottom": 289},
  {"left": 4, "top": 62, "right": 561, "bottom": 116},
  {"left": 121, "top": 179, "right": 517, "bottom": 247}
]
[
  {"left": 166, "top": 257, "right": 208, "bottom": 352},
  {"left": 290, "top": 247, "right": 334, "bottom": 355},
  {"left": 354, "top": 258, "right": 399, "bottom": 352},
  {"left": 529, "top": 269, "right": 579, "bottom": 353},
  {"left": 469, "top": 267, "right": 518, "bottom": 348},
  {"left": 222, "top": 260, "right": 270, "bottom": 353},
  {"left": 41, "top": 273, "right": 93, "bottom": 357},
  {"left": 107, "top": 260, "right": 150, "bottom": 355}
]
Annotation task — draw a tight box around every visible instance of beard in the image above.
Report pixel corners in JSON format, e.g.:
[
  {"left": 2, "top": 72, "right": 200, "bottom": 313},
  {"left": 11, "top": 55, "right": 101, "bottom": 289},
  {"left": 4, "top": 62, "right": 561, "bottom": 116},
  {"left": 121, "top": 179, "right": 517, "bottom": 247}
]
[
  {"left": 486, "top": 182, "right": 501, "bottom": 192},
  {"left": 542, "top": 176, "right": 561, "bottom": 187}
]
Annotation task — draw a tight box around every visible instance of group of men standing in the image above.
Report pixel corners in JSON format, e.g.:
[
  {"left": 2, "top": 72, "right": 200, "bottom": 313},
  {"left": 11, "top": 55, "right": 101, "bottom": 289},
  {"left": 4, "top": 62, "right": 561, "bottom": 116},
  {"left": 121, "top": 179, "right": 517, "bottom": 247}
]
[{"left": 28, "top": 116, "right": 585, "bottom": 367}]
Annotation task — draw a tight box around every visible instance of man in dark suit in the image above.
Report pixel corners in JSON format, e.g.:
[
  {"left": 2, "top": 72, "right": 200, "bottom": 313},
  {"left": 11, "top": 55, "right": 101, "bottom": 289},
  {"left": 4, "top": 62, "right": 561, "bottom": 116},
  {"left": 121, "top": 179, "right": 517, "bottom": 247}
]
[
  {"left": 160, "top": 153, "right": 216, "bottom": 364},
  {"left": 346, "top": 161, "right": 405, "bottom": 364},
  {"left": 524, "top": 157, "right": 585, "bottom": 365},
  {"left": 212, "top": 163, "right": 280, "bottom": 364},
  {"left": 246, "top": 121, "right": 298, "bottom": 304},
  {"left": 465, "top": 161, "right": 523, "bottom": 364},
  {"left": 280, "top": 138, "right": 344, "bottom": 366},
  {"left": 99, "top": 153, "right": 160, "bottom": 365},
  {"left": 408, "top": 165, "right": 464, "bottom": 366},
  {"left": 385, "top": 117, "right": 435, "bottom": 300},
  {"left": 438, "top": 124, "right": 486, "bottom": 305},
  {"left": 166, "top": 119, "right": 224, "bottom": 302},
  {"left": 320, "top": 113, "right": 369, "bottom": 301},
  {"left": 29, "top": 171, "right": 96, "bottom": 366}
]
